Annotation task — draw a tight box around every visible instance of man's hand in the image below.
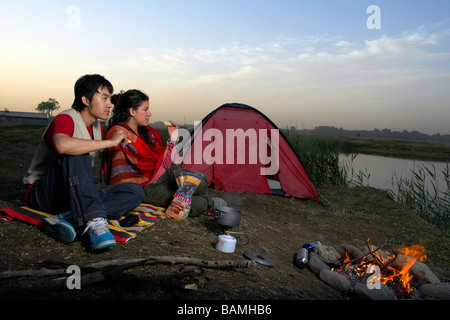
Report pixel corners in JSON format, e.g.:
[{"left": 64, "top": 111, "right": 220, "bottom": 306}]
[{"left": 109, "top": 131, "right": 128, "bottom": 147}]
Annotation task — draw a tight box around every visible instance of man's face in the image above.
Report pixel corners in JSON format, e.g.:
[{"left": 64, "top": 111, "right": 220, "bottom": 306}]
[{"left": 84, "top": 86, "right": 112, "bottom": 121}]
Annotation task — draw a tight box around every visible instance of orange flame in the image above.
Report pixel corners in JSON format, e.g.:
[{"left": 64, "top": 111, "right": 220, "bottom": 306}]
[
  {"left": 381, "top": 244, "right": 426, "bottom": 293},
  {"left": 396, "top": 244, "right": 426, "bottom": 262},
  {"left": 336, "top": 242, "right": 427, "bottom": 295}
]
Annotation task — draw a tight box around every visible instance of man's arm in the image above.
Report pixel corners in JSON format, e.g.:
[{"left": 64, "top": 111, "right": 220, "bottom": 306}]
[{"left": 52, "top": 131, "right": 127, "bottom": 155}]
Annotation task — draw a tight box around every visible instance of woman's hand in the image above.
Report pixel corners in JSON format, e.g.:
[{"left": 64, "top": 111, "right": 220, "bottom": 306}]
[{"left": 167, "top": 121, "right": 178, "bottom": 144}]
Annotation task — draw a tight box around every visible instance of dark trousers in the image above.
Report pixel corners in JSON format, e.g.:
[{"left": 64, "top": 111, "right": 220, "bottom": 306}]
[{"left": 27, "top": 154, "right": 144, "bottom": 229}]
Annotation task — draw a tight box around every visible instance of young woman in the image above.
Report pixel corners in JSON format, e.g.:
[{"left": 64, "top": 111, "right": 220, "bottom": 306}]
[{"left": 104, "top": 89, "right": 219, "bottom": 217}]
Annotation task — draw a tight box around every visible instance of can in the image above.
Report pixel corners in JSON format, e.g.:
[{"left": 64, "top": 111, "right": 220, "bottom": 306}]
[
  {"left": 295, "top": 247, "right": 309, "bottom": 269},
  {"left": 216, "top": 235, "right": 237, "bottom": 253},
  {"left": 303, "top": 241, "right": 322, "bottom": 252}
]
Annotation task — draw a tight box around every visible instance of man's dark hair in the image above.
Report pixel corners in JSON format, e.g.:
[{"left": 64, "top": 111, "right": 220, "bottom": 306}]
[{"left": 72, "top": 74, "right": 114, "bottom": 111}]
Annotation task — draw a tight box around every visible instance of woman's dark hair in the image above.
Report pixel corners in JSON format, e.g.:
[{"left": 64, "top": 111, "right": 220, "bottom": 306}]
[
  {"left": 109, "top": 89, "right": 156, "bottom": 148},
  {"left": 72, "top": 74, "right": 114, "bottom": 111}
]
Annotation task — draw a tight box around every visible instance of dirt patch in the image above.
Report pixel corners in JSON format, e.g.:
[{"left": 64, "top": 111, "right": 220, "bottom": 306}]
[{"left": 3, "top": 185, "right": 444, "bottom": 301}]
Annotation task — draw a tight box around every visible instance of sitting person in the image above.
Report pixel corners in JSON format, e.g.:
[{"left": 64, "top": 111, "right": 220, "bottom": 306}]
[
  {"left": 23, "top": 75, "right": 145, "bottom": 250},
  {"left": 103, "top": 89, "right": 223, "bottom": 216}
]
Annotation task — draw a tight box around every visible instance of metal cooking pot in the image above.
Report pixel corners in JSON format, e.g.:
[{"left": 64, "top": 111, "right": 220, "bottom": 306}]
[{"left": 215, "top": 206, "right": 242, "bottom": 227}]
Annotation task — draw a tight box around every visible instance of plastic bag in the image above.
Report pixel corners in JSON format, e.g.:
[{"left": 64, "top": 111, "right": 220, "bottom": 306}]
[{"left": 166, "top": 171, "right": 202, "bottom": 221}]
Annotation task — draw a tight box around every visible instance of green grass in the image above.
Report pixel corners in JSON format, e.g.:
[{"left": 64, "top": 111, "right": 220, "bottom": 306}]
[{"left": 0, "top": 124, "right": 45, "bottom": 200}]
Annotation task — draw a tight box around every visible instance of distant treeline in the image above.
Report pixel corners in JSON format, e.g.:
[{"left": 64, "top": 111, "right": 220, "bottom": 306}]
[{"left": 289, "top": 126, "right": 450, "bottom": 146}]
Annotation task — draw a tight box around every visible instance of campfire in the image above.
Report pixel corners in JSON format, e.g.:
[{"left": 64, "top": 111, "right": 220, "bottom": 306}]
[
  {"left": 333, "top": 239, "right": 426, "bottom": 297},
  {"left": 302, "top": 239, "right": 449, "bottom": 300}
]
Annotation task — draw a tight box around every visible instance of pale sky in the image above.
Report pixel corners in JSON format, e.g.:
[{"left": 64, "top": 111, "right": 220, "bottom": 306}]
[{"left": 1, "top": 0, "right": 449, "bottom": 134}]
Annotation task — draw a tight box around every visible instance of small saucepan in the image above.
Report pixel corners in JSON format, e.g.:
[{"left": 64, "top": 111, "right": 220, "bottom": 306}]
[{"left": 214, "top": 206, "right": 242, "bottom": 227}]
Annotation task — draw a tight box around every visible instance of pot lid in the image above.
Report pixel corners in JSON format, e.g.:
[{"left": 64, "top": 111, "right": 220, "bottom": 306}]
[{"left": 243, "top": 251, "right": 275, "bottom": 267}]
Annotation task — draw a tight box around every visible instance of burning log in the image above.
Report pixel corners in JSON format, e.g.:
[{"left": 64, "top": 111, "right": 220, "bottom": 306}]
[{"left": 305, "top": 240, "right": 447, "bottom": 300}]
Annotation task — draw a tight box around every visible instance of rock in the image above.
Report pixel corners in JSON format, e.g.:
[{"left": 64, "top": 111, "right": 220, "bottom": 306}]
[
  {"left": 315, "top": 245, "right": 342, "bottom": 265},
  {"left": 319, "top": 270, "right": 351, "bottom": 293},
  {"left": 419, "top": 283, "right": 450, "bottom": 300},
  {"left": 353, "top": 282, "right": 398, "bottom": 300},
  {"left": 337, "top": 244, "right": 364, "bottom": 260},
  {"left": 308, "top": 252, "right": 330, "bottom": 275},
  {"left": 392, "top": 255, "right": 440, "bottom": 284},
  {"left": 410, "top": 261, "right": 440, "bottom": 284}
]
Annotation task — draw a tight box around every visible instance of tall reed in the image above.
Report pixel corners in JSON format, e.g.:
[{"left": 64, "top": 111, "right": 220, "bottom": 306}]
[
  {"left": 286, "top": 134, "right": 347, "bottom": 186},
  {"left": 339, "top": 153, "right": 373, "bottom": 187},
  {"left": 286, "top": 133, "right": 371, "bottom": 187},
  {"left": 390, "top": 163, "right": 450, "bottom": 229}
]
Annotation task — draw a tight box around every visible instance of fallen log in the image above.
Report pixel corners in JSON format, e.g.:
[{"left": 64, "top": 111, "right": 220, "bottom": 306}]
[
  {"left": 0, "top": 256, "right": 255, "bottom": 297},
  {"left": 0, "top": 256, "right": 256, "bottom": 280}
]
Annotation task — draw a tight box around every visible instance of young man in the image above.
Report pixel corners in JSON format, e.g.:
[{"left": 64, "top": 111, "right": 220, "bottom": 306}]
[{"left": 23, "top": 74, "right": 144, "bottom": 250}]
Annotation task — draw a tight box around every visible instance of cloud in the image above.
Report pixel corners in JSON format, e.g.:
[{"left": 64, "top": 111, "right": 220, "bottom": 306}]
[
  {"left": 117, "top": 25, "right": 450, "bottom": 133},
  {"left": 124, "top": 26, "right": 449, "bottom": 88}
]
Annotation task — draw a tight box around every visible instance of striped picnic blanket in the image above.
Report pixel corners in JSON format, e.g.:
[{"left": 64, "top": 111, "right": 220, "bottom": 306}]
[{"left": 0, "top": 203, "right": 166, "bottom": 244}]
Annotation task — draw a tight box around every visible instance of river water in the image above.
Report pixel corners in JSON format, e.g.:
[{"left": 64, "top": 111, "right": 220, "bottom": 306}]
[{"left": 339, "top": 153, "right": 449, "bottom": 195}]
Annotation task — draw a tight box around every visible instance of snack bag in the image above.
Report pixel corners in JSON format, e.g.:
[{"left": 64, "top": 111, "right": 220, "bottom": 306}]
[{"left": 166, "top": 172, "right": 202, "bottom": 221}]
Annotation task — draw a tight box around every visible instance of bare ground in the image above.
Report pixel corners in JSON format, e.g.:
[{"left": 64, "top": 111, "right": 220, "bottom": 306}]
[{"left": 1, "top": 185, "right": 448, "bottom": 301}]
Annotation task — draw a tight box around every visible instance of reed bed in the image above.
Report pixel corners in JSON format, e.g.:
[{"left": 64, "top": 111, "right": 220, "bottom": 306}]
[
  {"left": 286, "top": 133, "right": 370, "bottom": 188},
  {"left": 286, "top": 134, "right": 347, "bottom": 186},
  {"left": 390, "top": 163, "right": 450, "bottom": 229},
  {"left": 286, "top": 132, "right": 450, "bottom": 229}
]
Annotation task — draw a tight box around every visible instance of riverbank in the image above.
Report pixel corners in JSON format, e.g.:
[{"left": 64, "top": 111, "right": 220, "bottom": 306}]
[
  {"left": 339, "top": 137, "right": 450, "bottom": 162},
  {"left": 347, "top": 136, "right": 448, "bottom": 162}
]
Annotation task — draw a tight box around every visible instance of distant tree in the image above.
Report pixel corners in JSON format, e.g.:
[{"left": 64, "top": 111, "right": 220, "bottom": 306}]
[{"left": 36, "top": 98, "right": 60, "bottom": 118}]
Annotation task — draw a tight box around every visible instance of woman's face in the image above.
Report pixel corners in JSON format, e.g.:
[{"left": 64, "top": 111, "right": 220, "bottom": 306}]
[{"left": 130, "top": 100, "right": 151, "bottom": 127}]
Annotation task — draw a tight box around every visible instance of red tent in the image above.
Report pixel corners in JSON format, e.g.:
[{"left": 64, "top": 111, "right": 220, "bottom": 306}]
[{"left": 180, "top": 103, "right": 321, "bottom": 202}]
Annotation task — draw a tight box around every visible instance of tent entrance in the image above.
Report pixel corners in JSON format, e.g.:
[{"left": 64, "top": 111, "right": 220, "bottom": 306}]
[{"left": 267, "top": 178, "right": 285, "bottom": 196}]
